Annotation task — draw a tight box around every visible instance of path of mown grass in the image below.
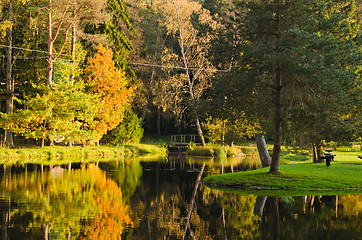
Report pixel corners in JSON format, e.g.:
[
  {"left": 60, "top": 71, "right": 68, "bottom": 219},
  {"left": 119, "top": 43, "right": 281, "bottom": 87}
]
[{"left": 202, "top": 150, "right": 362, "bottom": 196}]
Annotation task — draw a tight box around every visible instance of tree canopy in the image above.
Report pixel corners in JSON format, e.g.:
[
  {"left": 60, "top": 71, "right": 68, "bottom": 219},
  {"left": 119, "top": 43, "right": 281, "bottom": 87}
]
[{"left": 0, "top": 0, "right": 360, "bottom": 169}]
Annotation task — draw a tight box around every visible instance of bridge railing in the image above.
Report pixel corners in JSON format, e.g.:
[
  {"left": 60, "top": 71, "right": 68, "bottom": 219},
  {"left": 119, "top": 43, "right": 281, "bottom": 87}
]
[{"left": 170, "top": 134, "right": 199, "bottom": 145}]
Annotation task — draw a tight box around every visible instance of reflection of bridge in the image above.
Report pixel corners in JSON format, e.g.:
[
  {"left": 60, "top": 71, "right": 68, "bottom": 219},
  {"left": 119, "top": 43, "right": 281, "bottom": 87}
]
[{"left": 170, "top": 134, "right": 199, "bottom": 145}]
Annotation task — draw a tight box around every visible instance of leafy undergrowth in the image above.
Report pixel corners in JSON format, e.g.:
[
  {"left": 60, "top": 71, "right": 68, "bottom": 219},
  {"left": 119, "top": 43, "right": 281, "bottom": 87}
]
[{"left": 202, "top": 162, "right": 362, "bottom": 196}]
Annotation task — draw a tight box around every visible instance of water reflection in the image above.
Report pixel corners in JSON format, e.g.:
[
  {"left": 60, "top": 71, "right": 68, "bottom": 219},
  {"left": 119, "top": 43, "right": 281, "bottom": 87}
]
[
  {"left": 0, "top": 156, "right": 361, "bottom": 239},
  {"left": 0, "top": 163, "right": 132, "bottom": 239},
  {"left": 258, "top": 195, "right": 362, "bottom": 240}
]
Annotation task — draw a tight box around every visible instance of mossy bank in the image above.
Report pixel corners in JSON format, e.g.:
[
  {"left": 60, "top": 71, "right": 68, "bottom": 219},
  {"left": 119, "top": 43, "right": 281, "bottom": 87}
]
[{"left": 0, "top": 144, "right": 167, "bottom": 165}]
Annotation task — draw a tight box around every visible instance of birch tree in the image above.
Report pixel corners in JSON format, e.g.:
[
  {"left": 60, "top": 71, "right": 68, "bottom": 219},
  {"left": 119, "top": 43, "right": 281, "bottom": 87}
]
[
  {"left": 4, "top": 0, "right": 14, "bottom": 147},
  {"left": 146, "top": 0, "right": 217, "bottom": 146}
]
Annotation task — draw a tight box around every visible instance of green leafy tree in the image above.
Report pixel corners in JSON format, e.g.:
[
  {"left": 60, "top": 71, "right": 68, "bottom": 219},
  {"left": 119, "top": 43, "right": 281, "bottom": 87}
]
[
  {"left": 0, "top": 60, "right": 100, "bottom": 146},
  {"left": 211, "top": 0, "right": 361, "bottom": 172},
  {"left": 102, "top": 108, "right": 144, "bottom": 145}
]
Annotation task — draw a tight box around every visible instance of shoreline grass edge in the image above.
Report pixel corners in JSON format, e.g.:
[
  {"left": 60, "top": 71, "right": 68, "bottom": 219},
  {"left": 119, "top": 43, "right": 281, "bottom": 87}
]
[
  {"left": 0, "top": 144, "right": 167, "bottom": 164},
  {"left": 202, "top": 162, "right": 362, "bottom": 196}
]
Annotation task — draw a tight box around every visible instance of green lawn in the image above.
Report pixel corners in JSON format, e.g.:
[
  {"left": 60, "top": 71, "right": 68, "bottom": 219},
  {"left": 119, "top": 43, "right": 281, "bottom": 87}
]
[{"left": 202, "top": 150, "right": 362, "bottom": 196}]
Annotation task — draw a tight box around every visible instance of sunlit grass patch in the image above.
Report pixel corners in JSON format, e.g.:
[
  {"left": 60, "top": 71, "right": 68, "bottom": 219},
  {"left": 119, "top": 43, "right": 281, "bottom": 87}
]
[{"left": 202, "top": 161, "right": 362, "bottom": 195}]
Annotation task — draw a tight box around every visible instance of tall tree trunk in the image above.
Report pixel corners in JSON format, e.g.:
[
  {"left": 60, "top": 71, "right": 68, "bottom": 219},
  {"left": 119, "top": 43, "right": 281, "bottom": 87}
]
[
  {"left": 5, "top": 0, "right": 14, "bottom": 147},
  {"left": 71, "top": 0, "right": 76, "bottom": 81},
  {"left": 47, "top": 0, "right": 54, "bottom": 87},
  {"left": 270, "top": 0, "right": 283, "bottom": 174},
  {"left": 157, "top": 108, "right": 161, "bottom": 137},
  {"left": 256, "top": 134, "right": 271, "bottom": 167},
  {"left": 221, "top": 120, "right": 226, "bottom": 146},
  {"left": 71, "top": 22, "right": 76, "bottom": 81}
]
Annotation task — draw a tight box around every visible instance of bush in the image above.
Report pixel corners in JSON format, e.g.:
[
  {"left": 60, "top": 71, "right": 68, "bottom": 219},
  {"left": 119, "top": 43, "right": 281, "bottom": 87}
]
[{"left": 102, "top": 109, "right": 144, "bottom": 145}]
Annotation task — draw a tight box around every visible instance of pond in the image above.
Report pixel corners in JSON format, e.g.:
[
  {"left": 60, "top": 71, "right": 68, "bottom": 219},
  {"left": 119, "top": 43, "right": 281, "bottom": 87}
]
[{"left": 0, "top": 156, "right": 360, "bottom": 239}]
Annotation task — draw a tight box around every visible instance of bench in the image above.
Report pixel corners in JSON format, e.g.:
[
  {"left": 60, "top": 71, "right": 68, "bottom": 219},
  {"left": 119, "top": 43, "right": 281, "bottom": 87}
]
[{"left": 321, "top": 152, "right": 336, "bottom": 167}]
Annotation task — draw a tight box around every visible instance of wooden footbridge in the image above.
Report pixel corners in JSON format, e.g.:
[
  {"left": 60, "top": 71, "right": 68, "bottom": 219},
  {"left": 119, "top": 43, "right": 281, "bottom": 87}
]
[
  {"left": 168, "top": 134, "right": 200, "bottom": 154},
  {"left": 170, "top": 134, "right": 199, "bottom": 145}
]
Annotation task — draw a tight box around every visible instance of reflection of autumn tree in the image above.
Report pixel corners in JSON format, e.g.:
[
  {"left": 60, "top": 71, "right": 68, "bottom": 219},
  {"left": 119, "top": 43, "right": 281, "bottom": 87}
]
[
  {"left": 80, "top": 165, "right": 132, "bottom": 239},
  {"left": 0, "top": 163, "right": 132, "bottom": 239},
  {"left": 81, "top": 197, "right": 132, "bottom": 240}
]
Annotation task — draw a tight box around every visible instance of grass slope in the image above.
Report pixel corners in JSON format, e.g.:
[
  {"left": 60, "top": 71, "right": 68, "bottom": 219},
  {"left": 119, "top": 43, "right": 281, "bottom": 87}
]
[{"left": 202, "top": 150, "right": 362, "bottom": 196}]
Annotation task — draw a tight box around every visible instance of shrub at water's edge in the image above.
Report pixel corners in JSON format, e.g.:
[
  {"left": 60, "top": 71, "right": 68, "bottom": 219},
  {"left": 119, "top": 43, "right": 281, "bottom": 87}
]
[{"left": 185, "top": 145, "right": 245, "bottom": 157}]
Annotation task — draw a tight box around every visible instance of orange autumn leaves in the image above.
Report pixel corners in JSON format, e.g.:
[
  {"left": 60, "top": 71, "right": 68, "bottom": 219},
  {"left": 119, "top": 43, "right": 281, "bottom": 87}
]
[
  {"left": 85, "top": 45, "right": 133, "bottom": 140},
  {"left": 80, "top": 164, "right": 133, "bottom": 239}
]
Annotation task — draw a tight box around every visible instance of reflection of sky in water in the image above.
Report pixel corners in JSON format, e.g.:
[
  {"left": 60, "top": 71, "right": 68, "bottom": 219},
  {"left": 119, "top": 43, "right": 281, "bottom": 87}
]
[{"left": 0, "top": 157, "right": 361, "bottom": 240}]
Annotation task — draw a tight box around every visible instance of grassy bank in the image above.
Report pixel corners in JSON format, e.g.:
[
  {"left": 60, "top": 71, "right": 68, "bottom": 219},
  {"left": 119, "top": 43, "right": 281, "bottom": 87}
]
[
  {"left": 185, "top": 144, "right": 310, "bottom": 159},
  {"left": 202, "top": 150, "right": 362, "bottom": 196},
  {"left": 185, "top": 145, "right": 251, "bottom": 157},
  {"left": 0, "top": 144, "right": 167, "bottom": 164}
]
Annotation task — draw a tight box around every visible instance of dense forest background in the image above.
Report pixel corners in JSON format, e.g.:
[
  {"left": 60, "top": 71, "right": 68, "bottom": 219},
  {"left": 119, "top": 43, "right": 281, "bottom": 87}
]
[{"left": 0, "top": 0, "right": 361, "bottom": 151}]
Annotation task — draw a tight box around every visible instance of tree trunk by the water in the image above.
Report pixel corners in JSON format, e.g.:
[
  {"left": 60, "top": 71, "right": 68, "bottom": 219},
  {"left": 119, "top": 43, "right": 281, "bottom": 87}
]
[
  {"left": 195, "top": 115, "right": 206, "bottom": 146},
  {"left": 221, "top": 120, "right": 226, "bottom": 146},
  {"left": 44, "top": 223, "right": 49, "bottom": 240},
  {"left": 312, "top": 143, "right": 322, "bottom": 163},
  {"left": 270, "top": 0, "right": 283, "bottom": 174},
  {"left": 5, "top": 0, "right": 14, "bottom": 147},
  {"left": 157, "top": 108, "right": 161, "bottom": 137},
  {"left": 256, "top": 134, "right": 271, "bottom": 167}
]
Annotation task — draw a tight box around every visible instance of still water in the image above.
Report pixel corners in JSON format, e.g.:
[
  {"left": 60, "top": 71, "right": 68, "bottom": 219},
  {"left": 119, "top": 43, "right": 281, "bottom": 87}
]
[{"left": 0, "top": 156, "right": 360, "bottom": 239}]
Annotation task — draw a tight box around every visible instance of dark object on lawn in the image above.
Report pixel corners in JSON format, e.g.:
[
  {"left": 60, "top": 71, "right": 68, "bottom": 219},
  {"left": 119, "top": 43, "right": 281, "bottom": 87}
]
[
  {"left": 321, "top": 151, "right": 336, "bottom": 167},
  {"left": 358, "top": 156, "right": 362, "bottom": 159}
]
